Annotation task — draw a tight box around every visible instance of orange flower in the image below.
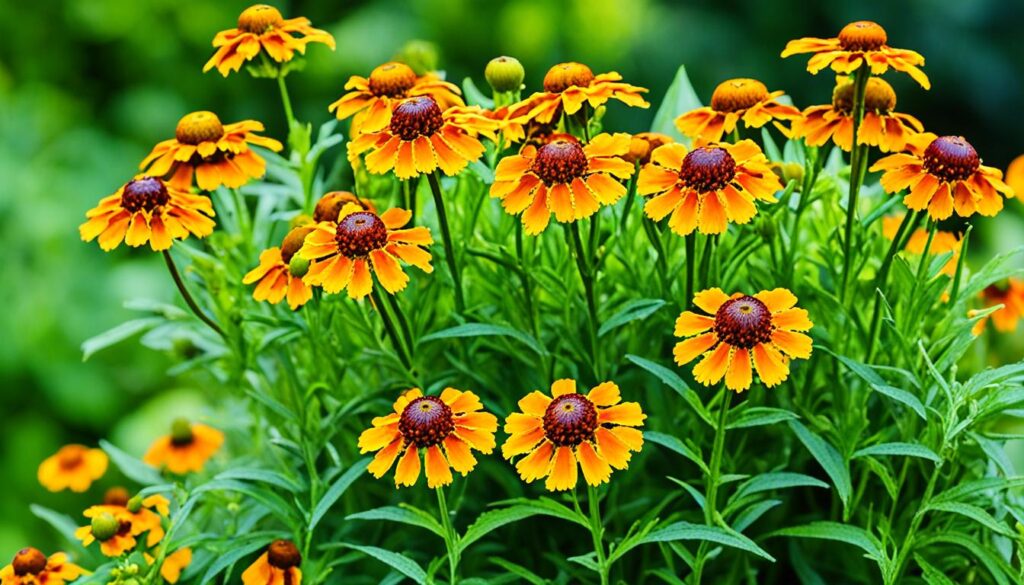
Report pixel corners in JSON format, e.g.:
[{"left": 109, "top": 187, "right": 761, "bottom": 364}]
[
  {"left": 637, "top": 140, "right": 781, "bottom": 236},
  {"left": 329, "top": 62, "right": 464, "bottom": 134},
  {"left": 144, "top": 547, "right": 192, "bottom": 584},
  {"left": 871, "top": 133, "right": 1012, "bottom": 221},
  {"left": 881, "top": 214, "right": 961, "bottom": 277},
  {"left": 298, "top": 203, "right": 432, "bottom": 299},
  {"left": 490, "top": 133, "right": 635, "bottom": 235},
  {"left": 781, "top": 20, "right": 930, "bottom": 89},
  {"left": 313, "top": 191, "right": 377, "bottom": 222},
  {"left": 140, "top": 111, "right": 283, "bottom": 191},
  {"left": 511, "top": 62, "right": 649, "bottom": 125},
  {"left": 243, "top": 225, "right": 316, "bottom": 310},
  {"left": 242, "top": 540, "right": 302, "bottom": 585},
  {"left": 1008, "top": 154, "right": 1024, "bottom": 201},
  {"left": 675, "top": 78, "right": 800, "bottom": 144},
  {"left": 348, "top": 97, "right": 497, "bottom": 180},
  {"left": 37, "top": 445, "right": 107, "bottom": 493},
  {"left": 623, "top": 132, "right": 675, "bottom": 165},
  {"left": 74, "top": 512, "right": 137, "bottom": 557},
  {"left": 143, "top": 420, "right": 224, "bottom": 475},
  {"left": 793, "top": 77, "right": 923, "bottom": 152},
  {"left": 502, "top": 379, "right": 645, "bottom": 491},
  {"left": 0, "top": 548, "right": 86, "bottom": 585},
  {"left": 674, "top": 288, "right": 813, "bottom": 392},
  {"left": 81, "top": 494, "right": 170, "bottom": 552},
  {"left": 203, "top": 4, "right": 335, "bottom": 77},
  {"left": 970, "top": 279, "right": 1024, "bottom": 335},
  {"left": 358, "top": 388, "right": 497, "bottom": 488}
]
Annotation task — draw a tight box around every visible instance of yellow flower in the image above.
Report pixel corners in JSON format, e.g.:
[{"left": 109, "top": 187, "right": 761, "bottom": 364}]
[
  {"left": 674, "top": 288, "right": 813, "bottom": 392},
  {"left": 675, "top": 78, "right": 800, "bottom": 144},
  {"left": 0, "top": 548, "right": 86, "bottom": 585},
  {"left": 144, "top": 548, "right": 192, "bottom": 584},
  {"left": 971, "top": 279, "right": 1024, "bottom": 335},
  {"left": 502, "top": 379, "right": 645, "bottom": 491},
  {"left": 74, "top": 512, "right": 137, "bottom": 557},
  {"left": 511, "top": 62, "right": 649, "bottom": 125},
  {"left": 204, "top": 4, "right": 335, "bottom": 77},
  {"left": 244, "top": 225, "right": 317, "bottom": 311},
  {"left": 79, "top": 494, "right": 170, "bottom": 553},
  {"left": 1007, "top": 154, "right": 1024, "bottom": 201},
  {"left": 358, "top": 388, "right": 498, "bottom": 488},
  {"left": 37, "top": 444, "right": 107, "bottom": 493},
  {"left": 242, "top": 540, "right": 302, "bottom": 585},
  {"left": 881, "top": 214, "right": 961, "bottom": 277},
  {"left": 143, "top": 420, "right": 224, "bottom": 474}
]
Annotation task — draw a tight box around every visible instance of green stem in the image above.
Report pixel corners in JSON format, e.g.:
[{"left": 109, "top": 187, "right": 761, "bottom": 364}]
[
  {"left": 570, "top": 222, "right": 601, "bottom": 378},
  {"left": 436, "top": 487, "right": 460, "bottom": 585},
  {"left": 161, "top": 251, "right": 225, "bottom": 339},
  {"left": 685, "top": 233, "right": 696, "bottom": 306},
  {"left": 427, "top": 172, "right": 465, "bottom": 313},
  {"left": 370, "top": 287, "right": 412, "bottom": 371},
  {"left": 587, "top": 484, "right": 610, "bottom": 585},
  {"left": 865, "top": 211, "right": 919, "bottom": 360},
  {"left": 889, "top": 462, "right": 943, "bottom": 583},
  {"left": 384, "top": 291, "right": 414, "bottom": 361},
  {"left": 277, "top": 73, "right": 296, "bottom": 129},
  {"left": 839, "top": 67, "right": 871, "bottom": 303},
  {"left": 692, "top": 391, "right": 732, "bottom": 584},
  {"left": 619, "top": 168, "right": 639, "bottom": 232},
  {"left": 515, "top": 223, "right": 540, "bottom": 341}
]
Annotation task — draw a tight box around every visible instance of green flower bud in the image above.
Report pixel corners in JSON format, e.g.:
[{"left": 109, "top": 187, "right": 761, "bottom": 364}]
[
  {"left": 396, "top": 40, "right": 439, "bottom": 75},
  {"left": 289, "top": 255, "right": 310, "bottom": 278},
  {"left": 485, "top": 56, "right": 525, "bottom": 93},
  {"left": 170, "top": 418, "right": 194, "bottom": 445},
  {"left": 126, "top": 495, "right": 143, "bottom": 514},
  {"left": 91, "top": 512, "right": 120, "bottom": 541}
]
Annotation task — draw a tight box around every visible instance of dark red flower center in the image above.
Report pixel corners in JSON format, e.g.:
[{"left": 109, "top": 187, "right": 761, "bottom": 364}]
[
  {"left": 368, "top": 62, "right": 418, "bottom": 98},
  {"left": 121, "top": 177, "right": 170, "bottom": 213},
  {"left": 267, "top": 539, "right": 302, "bottom": 569},
  {"left": 543, "top": 62, "right": 595, "bottom": 93},
  {"left": 679, "top": 147, "right": 736, "bottom": 192},
  {"left": 13, "top": 547, "right": 47, "bottom": 576},
  {"left": 543, "top": 393, "right": 598, "bottom": 447},
  {"left": 175, "top": 111, "right": 225, "bottom": 145},
  {"left": 334, "top": 211, "right": 388, "bottom": 258},
  {"left": 531, "top": 139, "right": 588, "bottom": 185},
  {"left": 923, "top": 136, "right": 980, "bottom": 182},
  {"left": 838, "top": 21, "right": 888, "bottom": 51},
  {"left": 710, "top": 78, "right": 769, "bottom": 113},
  {"left": 714, "top": 296, "right": 774, "bottom": 349},
  {"left": 389, "top": 96, "right": 444, "bottom": 140},
  {"left": 399, "top": 396, "right": 455, "bottom": 448},
  {"left": 237, "top": 4, "right": 284, "bottom": 33}
]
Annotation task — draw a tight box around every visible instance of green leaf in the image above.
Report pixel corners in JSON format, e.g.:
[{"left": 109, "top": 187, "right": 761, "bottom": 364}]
[
  {"left": 731, "top": 472, "right": 828, "bottom": 502},
  {"left": 925, "top": 502, "right": 1014, "bottom": 536},
  {"left": 421, "top": 323, "right": 547, "bottom": 356},
  {"left": 852, "top": 442, "right": 941, "bottom": 463},
  {"left": 733, "top": 499, "right": 782, "bottom": 532},
  {"left": 100, "top": 439, "right": 164, "bottom": 485},
  {"left": 611, "top": 521, "right": 774, "bottom": 563},
  {"left": 462, "top": 76, "right": 494, "bottom": 109},
  {"left": 626, "top": 354, "right": 713, "bottom": 426},
  {"left": 213, "top": 468, "right": 303, "bottom": 493},
  {"left": 769, "top": 522, "right": 886, "bottom": 565},
  {"left": 931, "top": 477, "right": 1024, "bottom": 505},
  {"left": 787, "top": 422, "right": 851, "bottom": 510},
  {"left": 309, "top": 458, "right": 370, "bottom": 531},
  {"left": 489, "top": 558, "right": 546, "bottom": 585},
  {"left": 344, "top": 544, "right": 427, "bottom": 584},
  {"left": 82, "top": 317, "right": 164, "bottom": 360},
  {"left": 915, "top": 555, "right": 958, "bottom": 585},
  {"left": 832, "top": 353, "right": 926, "bottom": 420},
  {"left": 199, "top": 539, "right": 273, "bottom": 584},
  {"left": 30, "top": 505, "right": 83, "bottom": 546},
  {"left": 598, "top": 298, "right": 666, "bottom": 337},
  {"left": 193, "top": 479, "right": 296, "bottom": 525},
  {"left": 649, "top": 65, "right": 702, "bottom": 143},
  {"left": 919, "top": 533, "right": 1015, "bottom": 585},
  {"left": 727, "top": 407, "right": 798, "bottom": 430},
  {"left": 644, "top": 431, "right": 708, "bottom": 474},
  {"left": 347, "top": 505, "right": 445, "bottom": 538},
  {"left": 459, "top": 502, "right": 584, "bottom": 552}
]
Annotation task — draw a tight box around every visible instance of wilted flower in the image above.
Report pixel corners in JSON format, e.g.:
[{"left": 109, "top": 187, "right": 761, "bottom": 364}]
[{"left": 37, "top": 444, "right": 108, "bottom": 493}]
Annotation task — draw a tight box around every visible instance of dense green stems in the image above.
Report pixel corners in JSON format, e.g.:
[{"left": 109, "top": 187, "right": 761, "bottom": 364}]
[
  {"left": 914, "top": 221, "right": 938, "bottom": 281},
  {"left": 436, "top": 488, "right": 460, "bottom": 585},
  {"left": 277, "top": 74, "right": 296, "bottom": 130},
  {"left": 570, "top": 221, "right": 601, "bottom": 378},
  {"left": 427, "top": 172, "right": 466, "bottom": 313},
  {"left": 685, "top": 233, "right": 696, "bottom": 305},
  {"left": 384, "top": 291, "right": 414, "bottom": 359},
  {"left": 587, "top": 485, "right": 610, "bottom": 585},
  {"left": 641, "top": 218, "right": 669, "bottom": 294},
  {"left": 515, "top": 222, "right": 540, "bottom": 341},
  {"left": 620, "top": 168, "right": 639, "bottom": 232},
  {"left": 948, "top": 226, "right": 972, "bottom": 303},
  {"left": 865, "top": 211, "right": 920, "bottom": 360},
  {"left": 162, "top": 251, "right": 225, "bottom": 339},
  {"left": 370, "top": 287, "right": 412, "bottom": 371},
  {"left": 889, "top": 462, "right": 944, "bottom": 584},
  {"left": 692, "top": 391, "right": 732, "bottom": 584},
  {"left": 839, "top": 67, "right": 872, "bottom": 303}
]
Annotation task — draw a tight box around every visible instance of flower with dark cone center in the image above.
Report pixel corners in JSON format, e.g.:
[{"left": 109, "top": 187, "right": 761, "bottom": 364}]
[
  {"left": 280, "top": 226, "right": 315, "bottom": 264},
  {"left": 314, "top": 191, "right": 360, "bottom": 223},
  {"left": 334, "top": 211, "right": 388, "bottom": 258},
  {"left": 531, "top": 139, "right": 588, "bottom": 186},
  {"left": 710, "top": 78, "right": 770, "bottom": 113},
  {"left": 838, "top": 21, "right": 888, "bottom": 51},
  {"left": 237, "top": 4, "right": 284, "bottom": 33},
  {"left": 923, "top": 136, "right": 980, "bottom": 182},
  {"left": 368, "top": 62, "right": 418, "bottom": 98},
  {"left": 104, "top": 486, "right": 130, "bottom": 507},
  {"left": 121, "top": 177, "right": 170, "bottom": 213},
  {"left": 543, "top": 62, "right": 595, "bottom": 93},
  {"left": 832, "top": 78, "right": 897, "bottom": 114},
  {"left": 714, "top": 296, "right": 774, "bottom": 349},
  {"left": 398, "top": 396, "right": 455, "bottom": 448},
  {"left": 170, "top": 418, "right": 195, "bottom": 447},
  {"left": 175, "top": 111, "right": 225, "bottom": 145},
  {"left": 12, "top": 547, "right": 47, "bottom": 576},
  {"left": 543, "top": 394, "right": 598, "bottom": 446},
  {"left": 267, "top": 540, "right": 302, "bottom": 569},
  {"left": 389, "top": 96, "right": 444, "bottom": 140},
  {"left": 58, "top": 448, "right": 84, "bottom": 470},
  {"left": 679, "top": 147, "right": 737, "bottom": 193}
]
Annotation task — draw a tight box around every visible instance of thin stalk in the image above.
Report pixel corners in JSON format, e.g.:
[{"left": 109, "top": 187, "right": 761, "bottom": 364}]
[
  {"left": 370, "top": 287, "right": 412, "bottom": 371},
  {"left": 698, "top": 234, "right": 717, "bottom": 290},
  {"left": 692, "top": 391, "right": 732, "bottom": 584},
  {"left": 865, "top": 211, "right": 919, "bottom": 360},
  {"left": 515, "top": 223, "right": 540, "bottom": 341},
  {"left": 383, "top": 292, "right": 414, "bottom": 361},
  {"left": 570, "top": 222, "right": 601, "bottom": 378},
  {"left": 436, "top": 487, "right": 460, "bottom": 585},
  {"left": 889, "top": 462, "right": 943, "bottom": 583},
  {"left": 427, "top": 172, "right": 465, "bottom": 312},
  {"left": 642, "top": 219, "right": 670, "bottom": 294},
  {"left": 277, "top": 74, "right": 296, "bottom": 129},
  {"left": 948, "top": 226, "right": 972, "bottom": 303},
  {"left": 839, "top": 67, "right": 871, "bottom": 303},
  {"left": 161, "top": 251, "right": 225, "bottom": 339},
  {"left": 685, "top": 233, "right": 696, "bottom": 305},
  {"left": 619, "top": 168, "right": 639, "bottom": 232},
  {"left": 587, "top": 485, "right": 610, "bottom": 585}
]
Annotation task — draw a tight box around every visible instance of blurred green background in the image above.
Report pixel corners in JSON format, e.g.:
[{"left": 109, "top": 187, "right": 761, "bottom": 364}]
[{"left": 2, "top": 0, "right": 1022, "bottom": 560}]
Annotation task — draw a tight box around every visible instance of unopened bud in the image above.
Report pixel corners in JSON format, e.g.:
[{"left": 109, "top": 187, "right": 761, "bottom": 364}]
[
  {"left": 485, "top": 56, "right": 525, "bottom": 93},
  {"left": 91, "top": 512, "right": 120, "bottom": 541}
]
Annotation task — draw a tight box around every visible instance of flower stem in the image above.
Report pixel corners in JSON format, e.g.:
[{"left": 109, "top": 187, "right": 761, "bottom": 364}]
[
  {"left": 692, "top": 391, "right": 732, "bottom": 584},
  {"left": 685, "top": 233, "right": 697, "bottom": 306},
  {"left": 370, "top": 287, "right": 412, "bottom": 371},
  {"left": 383, "top": 291, "right": 414, "bottom": 360},
  {"left": 619, "top": 168, "right": 639, "bottom": 233},
  {"left": 587, "top": 484, "right": 610, "bottom": 585},
  {"left": 570, "top": 221, "right": 601, "bottom": 378},
  {"left": 839, "top": 67, "right": 871, "bottom": 303},
  {"left": 277, "top": 73, "right": 296, "bottom": 130},
  {"left": 161, "top": 251, "right": 225, "bottom": 339},
  {"left": 436, "top": 487, "right": 460, "bottom": 585},
  {"left": 427, "top": 171, "right": 465, "bottom": 313}
]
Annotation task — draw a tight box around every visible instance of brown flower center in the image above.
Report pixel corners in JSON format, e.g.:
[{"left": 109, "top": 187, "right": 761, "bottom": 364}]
[
  {"left": 368, "top": 62, "right": 418, "bottom": 98},
  {"left": 838, "top": 21, "right": 888, "bottom": 51},
  {"left": 280, "top": 226, "right": 315, "bottom": 264},
  {"left": 714, "top": 295, "right": 773, "bottom": 349},
  {"left": 237, "top": 4, "right": 284, "bottom": 33},
  {"left": 121, "top": 177, "right": 170, "bottom": 213},
  {"left": 923, "top": 136, "right": 980, "bottom": 182},
  {"left": 679, "top": 147, "right": 736, "bottom": 192},
  {"left": 12, "top": 547, "right": 47, "bottom": 576},
  {"left": 531, "top": 139, "right": 588, "bottom": 185},
  {"left": 389, "top": 96, "right": 444, "bottom": 140},
  {"left": 543, "top": 393, "right": 598, "bottom": 447},
  {"left": 543, "top": 62, "right": 595, "bottom": 93},
  {"left": 399, "top": 396, "right": 455, "bottom": 448},
  {"left": 104, "top": 486, "right": 131, "bottom": 507},
  {"left": 334, "top": 211, "right": 388, "bottom": 258},
  {"left": 57, "top": 446, "right": 85, "bottom": 470},
  {"left": 710, "top": 78, "right": 770, "bottom": 113},
  {"left": 832, "top": 78, "right": 897, "bottom": 114},
  {"left": 314, "top": 191, "right": 362, "bottom": 223},
  {"left": 267, "top": 539, "right": 302, "bottom": 569},
  {"left": 175, "top": 111, "right": 225, "bottom": 145}
]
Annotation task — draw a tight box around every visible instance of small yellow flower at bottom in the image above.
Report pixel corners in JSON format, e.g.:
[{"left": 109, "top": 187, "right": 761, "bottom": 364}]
[
  {"left": 242, "top": 540, "right": 302, "bottom": 585},
  {"left": 0, "top": 548, "right": 86, "bottom": 585}
]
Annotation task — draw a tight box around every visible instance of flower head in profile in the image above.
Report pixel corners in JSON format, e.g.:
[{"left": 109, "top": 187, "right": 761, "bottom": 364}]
[
  {"left": 871, "top": 133, "right": 1012, "bottom": 221},
  {"left": 512, "top": 62, "right": 649, "bottom": 125},
  {"left": 80, "top": 176, "right": 216, "bottom": 252},
  {"left": 242, "top": 540, "right": 302, "bottom": 585},
  {"left": 78, "top": 494, "right": 170, "bottom": 555},
  {"left": 37, "top": 444, "right": 108, "bottom": 493},
  {"left": 490, "top": 133, "right": 635, "bottom": 235},
  {"left": 348, "top": 97, "right": 497, "bottom": 180},
  {"left": 244, "top": 224, "right": 316, "bottom": 310},
  {"left": 970, "top": 279, "right": 1024, "bottom": 335},
  {"left": 881, "top": 214, "right": 961, "bottom": 277},
  {"left": 143, "top": 419, "right": 224, "bottom": 475},
  {"left": 329, "top": 62, "right": 464, "bottom": 134},
  {"left": 638, "top": 140, "right": 780, "bottom": 236},
  {"left": 502, "top": 379, "right": 645, "bottom": 491},
  {"left": 203, "top": 4, "right": 335, "bottom": 77},
  {"left": 358, "top": 388, "right": 498, "bottom": 488},
  {"left": 793, "top": 77, "right": 923, "bottom": 153},
  {"left": 675, "top": 288, "right": 813, "bottom": 392},
  {"left": 0, "top": 548, "right": 86, "bottom": 585},
  {"left": 1007, "top": 154, "right": 1024, "bottom": 201},
  {"left": 675, "top": 78, "right": 800, "bottom": 144},
  {"left": 623, "top": 132, "right": 674, "bottom": 166},
  {"left": 140, "top": 111, "right": 283, "bottom": 191},
  {"left": 299, "top": 203, "right": 432, "bottom": 299},
  {"left": 782, "top": 20, "right": 930, "bottom": 89},
  {"left": 313, "top": 191, "right": 377, "bottom": 223}
]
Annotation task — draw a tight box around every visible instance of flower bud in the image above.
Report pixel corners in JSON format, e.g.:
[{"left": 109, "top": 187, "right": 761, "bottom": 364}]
[
  {"left": 485, "top": 56, "right": 525, "bottom": 93},
  {"left": 170, "top": 418, "right": 194, "bottom": 445},
  {"left": 126, "top": 495, "right": 143, "bottom": 513},
  {"left": 289, "top": 255, "right": 311, "bottom": 278},
  {"left": 91, "top": 512, "right": 120, "bottom": 541},
  {"left": 396, "top": 40, "right": 438, "bottom": 75},
  {"left": 12, "top": 547, "right": 47, "bottom": 576}
]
